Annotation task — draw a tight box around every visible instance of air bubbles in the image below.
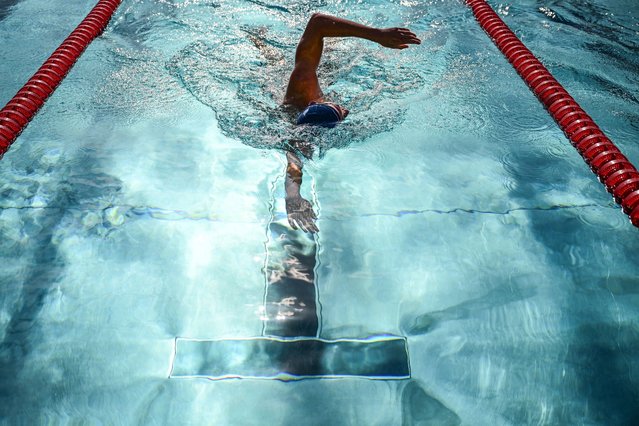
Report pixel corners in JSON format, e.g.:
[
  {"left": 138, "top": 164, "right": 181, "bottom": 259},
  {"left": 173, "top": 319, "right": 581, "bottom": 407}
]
[
  {"left": 497, "top": 4, "right": 510, "bottom": 17},
  {"left": 538, "top": 7, "right": 556, "bottom": 20}
]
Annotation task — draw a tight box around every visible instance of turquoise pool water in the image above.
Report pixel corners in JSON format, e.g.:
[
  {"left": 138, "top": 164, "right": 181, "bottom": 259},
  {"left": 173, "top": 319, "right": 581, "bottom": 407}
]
[{"left": 1, "top": 0, "right": 638, "bottom": 424}]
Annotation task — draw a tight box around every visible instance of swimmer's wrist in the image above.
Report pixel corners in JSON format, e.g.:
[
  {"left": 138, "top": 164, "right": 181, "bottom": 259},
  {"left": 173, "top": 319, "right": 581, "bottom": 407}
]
[
  {"left": 369, "top": 28, "right": 383, "bottom": 44},
  {"left": 285, "top": 181, "right": 301, "bottom": 198}
]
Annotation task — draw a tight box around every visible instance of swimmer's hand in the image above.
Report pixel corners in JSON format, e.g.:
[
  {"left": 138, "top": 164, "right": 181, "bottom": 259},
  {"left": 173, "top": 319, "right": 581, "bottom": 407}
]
[
  {"left": 375, "top": 28, "right": 421, "bottom": 49},
  {"left": 286, "top": 196, "right": 319, "bottom": 233}
]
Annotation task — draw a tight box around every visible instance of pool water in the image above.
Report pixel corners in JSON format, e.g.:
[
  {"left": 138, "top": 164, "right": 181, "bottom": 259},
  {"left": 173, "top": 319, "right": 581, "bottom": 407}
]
[{"left": 1, "top": 0, "right": 638, "bottom": 424}]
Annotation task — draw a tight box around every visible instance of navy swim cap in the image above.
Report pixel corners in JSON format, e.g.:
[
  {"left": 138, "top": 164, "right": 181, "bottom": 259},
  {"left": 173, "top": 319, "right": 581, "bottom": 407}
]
[{"left": 296, "top": 103, "right": 341, "bottom": 128}]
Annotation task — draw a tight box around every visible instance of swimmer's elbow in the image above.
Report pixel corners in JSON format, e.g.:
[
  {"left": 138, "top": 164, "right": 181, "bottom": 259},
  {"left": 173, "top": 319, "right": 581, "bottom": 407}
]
[
  {"left": 309, "top": 12, "right": 329, "bottom": 23},
  {"left": 306, "top": 13, "right": 332, "bottom": 34}
]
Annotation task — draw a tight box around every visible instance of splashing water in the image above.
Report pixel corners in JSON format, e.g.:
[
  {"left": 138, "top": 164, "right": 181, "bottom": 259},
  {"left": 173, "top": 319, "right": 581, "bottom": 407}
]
[{"left": 165, "top": 6, "right": 427, "bottom": 157}]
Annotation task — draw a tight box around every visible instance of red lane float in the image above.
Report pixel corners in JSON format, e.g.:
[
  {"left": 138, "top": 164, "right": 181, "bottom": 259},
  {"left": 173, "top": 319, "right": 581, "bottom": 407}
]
[
  {"left": 0, "top": 0, "right": 122, "bottom": 157},
  {"left": 465, "top": 0, "right": 639, "bottom": 228}
]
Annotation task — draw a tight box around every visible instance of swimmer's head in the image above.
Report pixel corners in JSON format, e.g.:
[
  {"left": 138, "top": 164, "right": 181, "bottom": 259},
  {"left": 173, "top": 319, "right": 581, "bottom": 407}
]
[{"left": 296, "top": 102, "right": 349, "bottom": 128}]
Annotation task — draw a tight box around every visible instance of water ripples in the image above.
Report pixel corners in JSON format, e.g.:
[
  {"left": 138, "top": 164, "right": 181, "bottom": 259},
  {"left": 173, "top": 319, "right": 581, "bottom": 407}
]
[
  {"left": 504, "top": 112, "right": 553, "bottom": 134},
  {"left": 446, "top": 102, "right": 488, "bottom": 134},
  {"left": 167, "top": 27, "right": 425, "bottom": 155},
  {"left": 477, "top": 299, "right": 563, "bottom": 346},
  {"left": 576, "top": 204, "right": 628, "bottom": 230},
  {"left": 94, "top": 47, "right": 185, "bottom": 123},
  {"left": 543, "top": 140, "right": 570, "bottom": 159},
  {"left": 500, "top": 147, "right": 564, "bottom": 181},
  {"left": 1, "top": 1, "right": 638, "bottom": 424}
]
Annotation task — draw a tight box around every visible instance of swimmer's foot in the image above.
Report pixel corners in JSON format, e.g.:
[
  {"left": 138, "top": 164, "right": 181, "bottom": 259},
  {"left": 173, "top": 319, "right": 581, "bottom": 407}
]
[{"left": 286, "top": 195, "right": 318, "bottom": 233}]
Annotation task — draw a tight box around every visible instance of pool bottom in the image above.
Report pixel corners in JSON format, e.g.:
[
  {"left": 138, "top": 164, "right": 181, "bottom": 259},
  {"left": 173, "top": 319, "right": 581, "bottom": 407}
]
[{"left": 170, "top": 336, "right": 410, "bottom": 380}]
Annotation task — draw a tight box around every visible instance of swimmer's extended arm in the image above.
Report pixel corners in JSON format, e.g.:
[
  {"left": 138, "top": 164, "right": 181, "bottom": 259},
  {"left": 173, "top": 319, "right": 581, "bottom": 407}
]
[
  {"left": 284, "top": 13, "right": 421, "bottom": 107},
  {"left": 285, "top": 151, "right": 318, "bottom": 233},
  {"left": 297, "top": 13, "right": 421, "bottom": 68}
]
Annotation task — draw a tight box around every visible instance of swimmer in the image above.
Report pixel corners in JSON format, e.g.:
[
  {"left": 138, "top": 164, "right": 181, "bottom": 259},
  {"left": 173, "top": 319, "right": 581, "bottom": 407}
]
[{"left": 283, "top": 13, "right": 421, "bottom": 233}]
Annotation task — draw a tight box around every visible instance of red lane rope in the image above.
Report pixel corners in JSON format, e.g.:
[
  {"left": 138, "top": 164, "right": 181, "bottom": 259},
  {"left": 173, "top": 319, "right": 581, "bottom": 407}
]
[
  {"left": 0, "top": 0, "right": 123, "bottom": 158},
  {"left": 465, "top": 0, "right": 639, "bottom": 228}
]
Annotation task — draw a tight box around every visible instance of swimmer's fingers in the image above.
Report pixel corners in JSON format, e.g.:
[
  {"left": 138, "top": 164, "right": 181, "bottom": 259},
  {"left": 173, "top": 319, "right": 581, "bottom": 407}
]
[
  {"left": 399, "top": 30, "right": 421, "bottom": 45},
  {"left": 305, "top": 207, "right": 319, "bottom": 233},
  {"left": 299, "top": 214, "right": 316, "bottom": 234},
  {"left": 297, "top": 216, "right": 310, "bottom": 233},
  {"left": 288, "top": 214, "right": 299, "bottom": 230},
  {"left": 302, "top": 220, "right": 317, "bottom": 233},
  {"left": 288, "top": 213, "right": 309, "bottom": 233},
  {"left": 307, "top": 220, "right": 319, "bottom": 233},
  {"left": 285, "top": 197, "right": 318, "bottom": 233},
  {"left": 289, "top": 212, "right": 318, "bottom": 233},
  {"left": 378, "top": 27, "right": 421, "bottom": 49},
  {"left": 398, "top": 28, "right": 420, "bottom": 39}
]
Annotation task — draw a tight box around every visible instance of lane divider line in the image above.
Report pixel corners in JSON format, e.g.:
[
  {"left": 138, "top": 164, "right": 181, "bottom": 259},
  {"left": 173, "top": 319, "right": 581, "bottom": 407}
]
[
  {"left": 0, "top": 0, "right": 123, "bottom": 157},
  {"left": 465, "top": 0, "right": 639, "bottom": 227}
]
